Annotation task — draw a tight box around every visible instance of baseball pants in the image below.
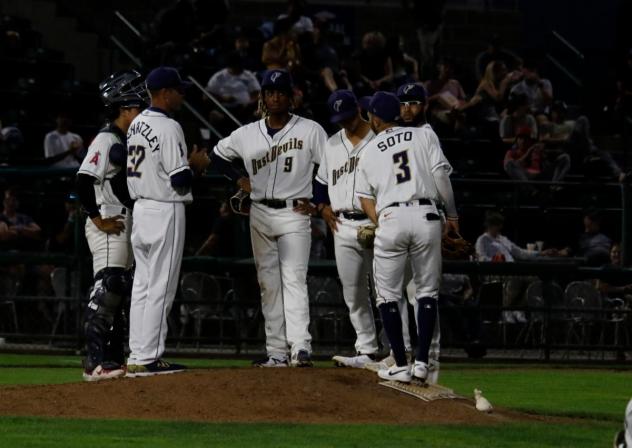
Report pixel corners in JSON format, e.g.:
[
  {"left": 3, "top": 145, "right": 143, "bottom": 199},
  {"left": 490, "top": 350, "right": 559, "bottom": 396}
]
[
  {"left": 85, "top": 204, "right": 133, "bottom": 274},
  {"left": 128, "top": 199, "right": 185, "bottom": 366},
  {"left": 250, "top": 202, "right": 312, "bottom": 358},
  {"left": 373, "top": 204, "right": 442, "bottom": 305},
  {"left": 333, "top": 217, "right": 379, "bottom": 355}
]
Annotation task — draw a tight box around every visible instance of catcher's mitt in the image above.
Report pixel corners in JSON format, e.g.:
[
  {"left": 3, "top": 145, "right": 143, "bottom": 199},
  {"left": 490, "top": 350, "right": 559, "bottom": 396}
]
[
  {"left": 442, "top": 231, "right": 474, "bottom": 260},
  {"left": 229, "top": 189, "right": 251, "bottom": 216},
  {"left": 357, "top": 224, "right": 377, "bottom": 249}
]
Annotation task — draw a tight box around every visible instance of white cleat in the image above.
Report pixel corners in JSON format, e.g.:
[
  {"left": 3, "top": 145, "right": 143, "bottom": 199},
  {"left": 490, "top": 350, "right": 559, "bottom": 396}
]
[
  {"left": 82, "top": 364, "right": 125, "bottom": 382},
  {"left": 378, "top": 365, "right": 412, "bottom": 383},
  {"left": 412, "top": 361, "right": 429, "bottom": 382},
  {"left": 332, "top": 354, "right": 375, "bottom": 369}
]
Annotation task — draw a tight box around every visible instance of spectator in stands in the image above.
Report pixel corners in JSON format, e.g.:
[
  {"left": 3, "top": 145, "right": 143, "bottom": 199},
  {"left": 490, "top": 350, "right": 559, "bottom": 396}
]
[
  {"left": 475, "top": 211, "right": 556, "bottom": 323},
  {"left": 459, "top": 60, "right": 520, "bottom": 139},
  {"left": 261, "top": 20, "right": 301, "bottom": 71},
  {"left": 43, "top": 112, "right": 85, "bottom": 168},
  {"left": 509, "top": 60, "right": 553, "bottom": 122},
  {"left": 234, "top": 32, "right": 260, "bottom": 73},
  {"left": 475, "top": 34, "right": 520, "bottom": 80},
  {"left": 0, "top": 187, "right": 42, "bottom": 250},
  {"left": 541, "top": 102, "right": 625, "bottom": 182},
  {"left": 308, "top": 22, "right": 350, "bottom": 94},
  {"left": 597, "top": 243, "right": 632, "bottom": 307},
  {"left": 0, "top": 124, "right": 23, "bottom": 165},
  {"left": 439, "top": 273, "right": 485, "bottom": 358},
  {"left": 387, "top": 35, "right": 419, "bottom": 85},
  {"left": 614, "top": 49, "right": 632, "bottom": 126},
  {"left": 561, "top": 208, "right": 613, "bottom": 266},
  {"left": 504, "top": 126, "right": 570, "bottom": 185},
  {"left": 277, "top": 0, "right": 314, "bottom": 35},
  {"left": 196, "top": 201, "right": 236, "bottom": 257},
  {"left": 352, "top": 31, "right": 393, "bottom": 94},
  {"left": 47, "top": 192, "right": 78, "bottom": 252},
  {"left": 424, "top": 58, "right": 466, "bottom": 134},
  {"left": 499, "top": 93, "right": 538, "bottom": 144},
  {"left": 206, "top": 51, "right": 261, "bottom": 124}
]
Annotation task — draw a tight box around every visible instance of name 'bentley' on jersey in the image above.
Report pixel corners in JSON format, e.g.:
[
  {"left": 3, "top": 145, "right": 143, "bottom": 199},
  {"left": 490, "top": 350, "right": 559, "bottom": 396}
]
[
  {"left": 127, "top": 120, "right": 159, "bottom": 151},
  {"left": 251, "top": 137, "right": 304, "bottom": 175},
  {"left": 331, "top": 155, "right": 359, "bottom": 186}
]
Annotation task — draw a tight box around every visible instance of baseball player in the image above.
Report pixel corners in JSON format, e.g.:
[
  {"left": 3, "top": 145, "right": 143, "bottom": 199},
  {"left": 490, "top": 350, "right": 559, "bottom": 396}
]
[
  {"left": 77, "top": 70, "right": 148, "bottom": 381},
  {"left": 76, "top": 70, "right": 147, "bottom": 381},
  {"left": 126, "top": 66, "right": 209, "bottom": 377},
  {"left": 399, "top": 82, "right": 442, "bottom": 384},
  {"left": 356, "top": 91, "right": 459, "bottom": 383},
  {"left": 212, "top": 69, "right": 327, "bottom": 367},
  {"left": 313, "top": 90, "right": 379, "bottom": 369}
]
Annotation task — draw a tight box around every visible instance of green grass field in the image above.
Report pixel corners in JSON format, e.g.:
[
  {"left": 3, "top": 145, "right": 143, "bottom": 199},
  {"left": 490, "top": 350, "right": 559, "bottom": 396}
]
[{"left": 0, "top": 354, "right": 629, "bottom": 447}]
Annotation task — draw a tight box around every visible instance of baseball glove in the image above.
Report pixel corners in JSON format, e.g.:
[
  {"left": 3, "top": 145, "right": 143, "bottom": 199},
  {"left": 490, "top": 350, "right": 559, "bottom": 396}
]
[
  {"left": 229, "top": 189, "right": 251, "bottom": 216},
  {"left": 442, "top": 231, "right": 474, "bottom": 260},
  {"left": 357, "top": 224, "right": 377, "bottom": 249}
]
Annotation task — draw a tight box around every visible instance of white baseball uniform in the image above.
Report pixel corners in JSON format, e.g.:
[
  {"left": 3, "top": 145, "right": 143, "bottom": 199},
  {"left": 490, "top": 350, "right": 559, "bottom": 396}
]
[
  {"left": 315, "top": 128, "right": 379, "bottom": 355},
  {"left": 356, "top": 125, "right": 451, "bottom": 305},
  {"left": 214, "top": 114, "right": 327, "bottom": 358},
  {"left": 126, "top": 107, "right": 192, "bottom": 366},
  {"left": 77, "top": 126, "right": 133, "bottom": 275}
]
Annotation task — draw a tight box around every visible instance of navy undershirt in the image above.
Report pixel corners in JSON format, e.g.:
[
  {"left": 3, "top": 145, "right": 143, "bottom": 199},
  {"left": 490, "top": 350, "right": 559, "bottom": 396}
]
[{"left": 266, "top": 124, "right": 281, "bottom": 138}]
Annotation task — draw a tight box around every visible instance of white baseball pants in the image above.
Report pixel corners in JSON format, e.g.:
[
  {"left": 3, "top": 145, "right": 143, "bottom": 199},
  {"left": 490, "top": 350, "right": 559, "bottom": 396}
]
[
  {"left": 128, "top": 199, "right": 185, "bottom": 366},
  {"left": 85, "top": 204, "right": 133, "bottom": 275},
  {"left": 249, "top": 202, "right": 312, "bottom": 358},
  {"left": 373, "top": 204, "right": 442, "bottom": 304},
  {"left": 333, "top": 217, "right": 379, "bottom": 355}
]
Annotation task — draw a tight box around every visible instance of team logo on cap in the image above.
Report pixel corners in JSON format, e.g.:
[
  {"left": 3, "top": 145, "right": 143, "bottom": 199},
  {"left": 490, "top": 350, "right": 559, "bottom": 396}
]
[
  {"left": 271, "top": 72, "right": 282, "bottom": 83},
  {"left": 333, "top": 99, "right": 343, "bottom": 112},
  {"left": 403, "top": 84, "right": 415, "bottom": 94}
]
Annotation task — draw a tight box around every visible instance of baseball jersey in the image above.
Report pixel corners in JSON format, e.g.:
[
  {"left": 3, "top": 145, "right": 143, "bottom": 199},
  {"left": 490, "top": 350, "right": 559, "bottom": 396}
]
[
  {"left": 77, "top": 126, "right": 126, "bottom": 207},
  {"left": 214, "top": 114, "right": 327, "bottom": 201},
  {"left": 315, "top": 128, "right": 375, "bottom": 212},
  {"left": 126, "top": 108, "right": 192, "bottom": 203},
  {"left": 356, "top": 125, "right": 452, "bottom": 214}
]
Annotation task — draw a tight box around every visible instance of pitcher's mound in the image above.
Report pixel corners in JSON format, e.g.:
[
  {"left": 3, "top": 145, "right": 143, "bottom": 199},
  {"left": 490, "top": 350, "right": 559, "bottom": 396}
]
[{"left": 0, "top": 368, "right": 534, "bottom": 424}]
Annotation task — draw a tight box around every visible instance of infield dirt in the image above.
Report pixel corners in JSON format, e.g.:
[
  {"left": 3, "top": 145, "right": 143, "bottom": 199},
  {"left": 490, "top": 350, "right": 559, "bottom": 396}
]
[{"left": 0, "top": 368, "right": 542, "bottom": 424}]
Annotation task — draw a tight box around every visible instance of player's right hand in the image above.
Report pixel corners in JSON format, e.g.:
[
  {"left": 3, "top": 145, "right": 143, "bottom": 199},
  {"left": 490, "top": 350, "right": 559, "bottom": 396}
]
[
  {"left": 93, "top": 215, "right": 125, "bottom": 235},
  {"left": 237, "top": 177, "right": 252, "bottom": 193},
  {"left": 321, "top": 205, "right": 340, "bottom": 233}
]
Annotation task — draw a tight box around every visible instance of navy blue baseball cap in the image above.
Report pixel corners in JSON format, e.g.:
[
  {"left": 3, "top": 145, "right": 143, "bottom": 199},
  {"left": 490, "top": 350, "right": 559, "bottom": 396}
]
[
  {"left": 261, "top": 69, "right": 293, "bottom": 93},
  {"left": 327, "top": 90, "right": 359, "bottom": 123},
  {"left": 368, "top": 91, "right": 400, "bottom": 123},
  {"left": 396, "top": 83, "right": 427, "bottom": 102},
  {"left": 145, "top": 66, "right": 192, "bottom": 91}
]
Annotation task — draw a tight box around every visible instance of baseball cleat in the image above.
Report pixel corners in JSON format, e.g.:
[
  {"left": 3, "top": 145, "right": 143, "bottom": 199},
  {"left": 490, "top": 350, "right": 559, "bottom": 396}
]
[
  {"left": 125, "top": 359, "right": 186, "bottom": 377},
  {"left": 290, "top": 349, "right": 313, "bottom": 367},
  {"left": 252, "top": 355, "right": 289, "bottom": 368},
  {"left": 82, "top": 364, "right": 126, "bottom": 382},
  {"left": 412, "top": 360, "right": 429, "bottom": 382},
  {"left": 332, "top": 354, "right": 376, "bottom": 369},
  {"left": 378, "top": 365, "right": 412, "bottom": 383}
]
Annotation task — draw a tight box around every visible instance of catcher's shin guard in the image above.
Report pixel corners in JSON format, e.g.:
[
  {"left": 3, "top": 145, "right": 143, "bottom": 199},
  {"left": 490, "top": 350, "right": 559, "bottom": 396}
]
[{"left": 84, "top": 268, "right": 130, "bottom": 371}]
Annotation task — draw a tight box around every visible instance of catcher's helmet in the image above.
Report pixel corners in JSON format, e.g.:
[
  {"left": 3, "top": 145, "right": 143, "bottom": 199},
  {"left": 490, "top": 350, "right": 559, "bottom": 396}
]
[{"left": 99, "top": 70, "right": 148, "bottom": 109}]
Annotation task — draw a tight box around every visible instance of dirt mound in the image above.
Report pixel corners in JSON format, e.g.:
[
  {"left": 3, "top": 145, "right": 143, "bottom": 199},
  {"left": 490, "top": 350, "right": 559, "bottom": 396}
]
[{"left": 0, "top": 368, "right": 535, "bottom": 424}]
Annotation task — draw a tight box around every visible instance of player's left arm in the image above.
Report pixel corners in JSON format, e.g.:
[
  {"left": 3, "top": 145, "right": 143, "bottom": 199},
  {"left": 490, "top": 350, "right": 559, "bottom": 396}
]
[
  {"left": 161, "top": 122, "right": 194, "bottom": 196},
  {"left": 426, "top": 129, "right": 459, "bottom": 234}
]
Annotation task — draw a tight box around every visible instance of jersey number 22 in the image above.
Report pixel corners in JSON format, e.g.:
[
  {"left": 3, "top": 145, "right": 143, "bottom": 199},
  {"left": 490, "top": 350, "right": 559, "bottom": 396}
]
[{"left": 127, "top": 145, "right": 145, "bottom": 178}]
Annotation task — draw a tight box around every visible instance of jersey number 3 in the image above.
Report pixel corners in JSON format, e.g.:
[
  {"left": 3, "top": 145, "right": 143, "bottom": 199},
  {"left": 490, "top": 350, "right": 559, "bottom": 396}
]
[
  {"left": 393, "top": 151, "right": 411, "bottom": 184},
  {"left": 127, "top": 145, "right": 145, "bottom": 178}
]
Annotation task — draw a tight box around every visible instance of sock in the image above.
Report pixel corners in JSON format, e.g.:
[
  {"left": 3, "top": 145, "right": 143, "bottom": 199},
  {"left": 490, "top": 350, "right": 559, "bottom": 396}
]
[
  {"left": 416, "top": 297, "right": 438, "bottom": 364},
  {"left": 379, "top": 302, "right": 407, "bottom": 367}
]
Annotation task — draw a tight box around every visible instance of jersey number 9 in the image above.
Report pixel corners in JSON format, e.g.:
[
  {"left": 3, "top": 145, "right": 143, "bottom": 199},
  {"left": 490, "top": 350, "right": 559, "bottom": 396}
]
[
  {"left": 393, "top": 151, "right": 411, "bottom": 184},
  {"left": 284, "top": 157, "right": 293, "bottom": 172},
  {"left": 127, "top": 145, "right": 145, "bottom": 178}
]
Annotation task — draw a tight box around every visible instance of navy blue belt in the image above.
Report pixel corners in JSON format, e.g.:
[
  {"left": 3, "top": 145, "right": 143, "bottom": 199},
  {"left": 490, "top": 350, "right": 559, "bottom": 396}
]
[
  {"left": 258, "top": 199, "right": 300, "bottom": 209},
  {"left": 386, "top": 198, "right": 433, "bottom": 209},
  {"left": 336, "top": 211, "right": 368, "bottom": 220}
]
